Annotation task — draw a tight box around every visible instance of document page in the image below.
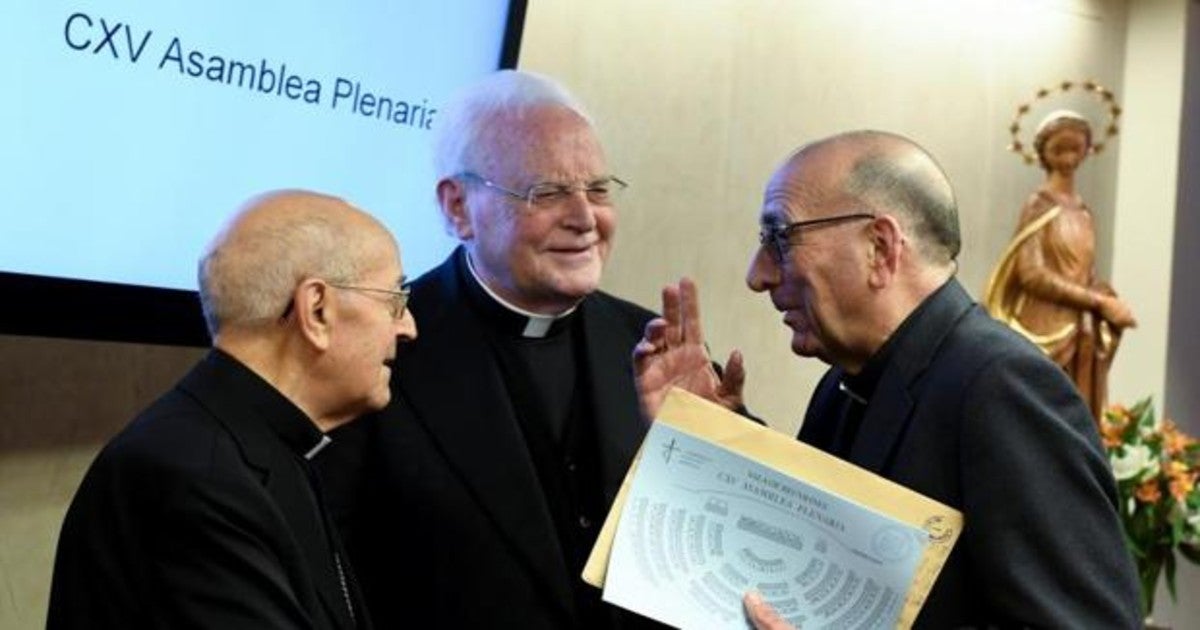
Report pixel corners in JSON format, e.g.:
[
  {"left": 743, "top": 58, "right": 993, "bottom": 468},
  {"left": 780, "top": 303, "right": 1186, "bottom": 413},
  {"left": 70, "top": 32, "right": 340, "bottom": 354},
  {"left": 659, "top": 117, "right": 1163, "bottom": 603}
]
[
  {"left": 586, "top": 389, "right": 962, "bottom": 630},
  {"left": 603, "top": 423, "right": 924, "bottom": 629}
]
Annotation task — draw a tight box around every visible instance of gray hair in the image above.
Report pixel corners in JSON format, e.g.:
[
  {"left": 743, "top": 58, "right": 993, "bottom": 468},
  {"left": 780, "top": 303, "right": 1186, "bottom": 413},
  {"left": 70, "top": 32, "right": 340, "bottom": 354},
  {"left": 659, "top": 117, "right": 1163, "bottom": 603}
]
[
  {"left": 197, "top": 192, "right": 375, "bottom": 337},
  {"left": 432, "top": 69, "right": 593, "bottom": 179},
  {"left": 840, "top": 131, "right": 961, "bottom": 265}
]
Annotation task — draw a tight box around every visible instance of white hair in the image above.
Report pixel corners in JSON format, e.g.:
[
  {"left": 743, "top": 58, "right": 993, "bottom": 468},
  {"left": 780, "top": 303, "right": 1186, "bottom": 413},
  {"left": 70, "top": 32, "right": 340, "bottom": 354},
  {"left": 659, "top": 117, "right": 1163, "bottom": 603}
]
[{"left": 432, "top": 69, "right": 594, "bottom": 179}]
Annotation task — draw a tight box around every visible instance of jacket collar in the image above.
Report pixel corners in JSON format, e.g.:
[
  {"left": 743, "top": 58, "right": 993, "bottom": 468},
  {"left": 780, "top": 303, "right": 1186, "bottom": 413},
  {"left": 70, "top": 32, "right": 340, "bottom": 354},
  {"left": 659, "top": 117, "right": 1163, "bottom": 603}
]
[
  {"left": 178, "top": 349, "right": 325, "bottom": 471},
  {"left": 176, "top": 350, "right": 363, "bottom": 629},
  {"left": 461, "top": 249, "right": 579, "bottom": 338},
  {"left": 394, "top": 250, "right": 576, "bottom": 614},
  {"left": 392, "top": 248, "right": 646, "bottom": 617},
  {"left": 847, "top": 278, "right": 975, "bottom": 472}
]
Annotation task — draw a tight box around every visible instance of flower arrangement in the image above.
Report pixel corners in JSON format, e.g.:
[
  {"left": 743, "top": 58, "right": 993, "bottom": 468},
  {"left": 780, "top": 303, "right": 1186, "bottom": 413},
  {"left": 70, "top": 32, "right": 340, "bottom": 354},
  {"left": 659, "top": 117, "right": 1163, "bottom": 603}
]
[{"left": 1103, "top": 398, "right": 1200, "bottom": 616}]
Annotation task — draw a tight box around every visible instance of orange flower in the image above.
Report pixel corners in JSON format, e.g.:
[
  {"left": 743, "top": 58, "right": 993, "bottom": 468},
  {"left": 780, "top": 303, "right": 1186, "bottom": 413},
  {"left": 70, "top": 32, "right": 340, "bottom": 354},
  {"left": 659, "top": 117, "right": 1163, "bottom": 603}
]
[
  {"left": 1101, "top": 408, "right": 1130, "bottom": 449},
  {"left": 1101, "top": 422, "right": 1126, "bottom": 449},
  {"left": 1135, "top": 479, "right": 1162, "bottom": 504},
  {"left": 1167, "top": 468, "right": 1197, "bottom": 502},
  {"left": 1162, "top": 420, "right": 1196, "bottom": 456},
  {"left": 1105, "top": 397, "right": 1200, "bottom": 615}
]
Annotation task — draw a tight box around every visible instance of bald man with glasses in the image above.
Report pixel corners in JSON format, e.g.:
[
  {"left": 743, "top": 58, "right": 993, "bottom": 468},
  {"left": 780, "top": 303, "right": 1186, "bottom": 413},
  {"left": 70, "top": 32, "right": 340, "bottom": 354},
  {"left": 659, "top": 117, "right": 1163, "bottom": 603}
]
[
  {"left": 49, "top": 190, "right": 418, "bottom": 629},
  {"left": 638, "top": 131, "right": 1140, "bottom": 629}
]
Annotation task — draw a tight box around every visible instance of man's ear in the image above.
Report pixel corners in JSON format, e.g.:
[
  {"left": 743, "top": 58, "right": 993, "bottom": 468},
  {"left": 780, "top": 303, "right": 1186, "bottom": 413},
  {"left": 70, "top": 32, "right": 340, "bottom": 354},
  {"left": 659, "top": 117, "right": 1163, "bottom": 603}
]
[
  {"left": 292, "top": 278, "right": 334, "bottom": 351},
  {"left": 867, "top": 214, "right": 904, "bottom": 289},
  {"left": 437, "top": 178, "right": 473, "bottom": 240}
]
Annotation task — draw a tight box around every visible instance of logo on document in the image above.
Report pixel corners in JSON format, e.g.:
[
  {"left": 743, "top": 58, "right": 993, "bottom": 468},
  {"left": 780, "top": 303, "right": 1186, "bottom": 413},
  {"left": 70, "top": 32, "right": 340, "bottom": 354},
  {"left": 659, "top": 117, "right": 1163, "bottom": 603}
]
[{"left": 661, "top": 438, "right": 680, "bottom": 464}]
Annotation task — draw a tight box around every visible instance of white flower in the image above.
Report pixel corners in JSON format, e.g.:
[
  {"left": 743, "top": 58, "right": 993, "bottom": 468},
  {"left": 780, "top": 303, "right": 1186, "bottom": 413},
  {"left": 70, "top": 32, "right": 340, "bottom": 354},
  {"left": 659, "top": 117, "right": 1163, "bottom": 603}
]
[
  {"left": 1112, "top": 444, "right": 1156, "bottom": 481},
  {"left": 1185, "top": 510, "right": 1200, "bottom": 545}
]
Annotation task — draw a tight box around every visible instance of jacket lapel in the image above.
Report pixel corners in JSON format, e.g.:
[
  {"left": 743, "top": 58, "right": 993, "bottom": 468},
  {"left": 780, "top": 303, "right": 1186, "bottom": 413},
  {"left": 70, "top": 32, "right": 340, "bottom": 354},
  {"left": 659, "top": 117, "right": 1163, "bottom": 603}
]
[
  {"left": 394, "top": 255, "right": 575, "bottom": 613},
  {"left": 847, "top": 279, "right": 974, "bottom": 474},
  {"left": 848, "top": 373, "right": 915, "bottom": 473},
  {"left": 178, "top": 354, "right": 357, "bottom": 630},
  {"left": 578, "top": 297, "right": 648, "bottom": 504}
]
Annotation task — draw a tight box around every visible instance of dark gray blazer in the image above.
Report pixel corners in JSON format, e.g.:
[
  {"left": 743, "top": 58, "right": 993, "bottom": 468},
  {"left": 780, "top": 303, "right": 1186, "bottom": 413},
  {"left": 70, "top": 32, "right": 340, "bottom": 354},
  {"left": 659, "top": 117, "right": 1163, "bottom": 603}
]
[
  {"left": 799, "top": 279, "right": 1141, "bottom": 629},
  {"left": 48, "top": 351, "right": 366, "bottom": 630}
]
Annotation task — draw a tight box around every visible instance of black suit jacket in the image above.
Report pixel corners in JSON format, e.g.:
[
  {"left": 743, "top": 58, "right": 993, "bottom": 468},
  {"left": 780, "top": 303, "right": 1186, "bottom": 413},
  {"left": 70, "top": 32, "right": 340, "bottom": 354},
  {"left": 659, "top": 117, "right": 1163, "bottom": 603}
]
[
  {"left": 48, "top": 351, "right": 367, "bottom": 630},
  {"left": 322, "top": 250, "right": 661, "bottom": 629},
  {"left": 799, "top": 279, "right": 1141, "bottom": 629}
]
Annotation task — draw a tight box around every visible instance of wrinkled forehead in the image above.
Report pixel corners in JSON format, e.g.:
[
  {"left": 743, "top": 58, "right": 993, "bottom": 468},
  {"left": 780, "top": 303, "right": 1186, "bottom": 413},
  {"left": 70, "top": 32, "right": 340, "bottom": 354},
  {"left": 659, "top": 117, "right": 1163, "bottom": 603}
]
[
  {"left": 480, "top": 106, "right": 607, "bottom": 181},
  {"left": 759, "top": 152, "right": 847, "bottom": 225}
]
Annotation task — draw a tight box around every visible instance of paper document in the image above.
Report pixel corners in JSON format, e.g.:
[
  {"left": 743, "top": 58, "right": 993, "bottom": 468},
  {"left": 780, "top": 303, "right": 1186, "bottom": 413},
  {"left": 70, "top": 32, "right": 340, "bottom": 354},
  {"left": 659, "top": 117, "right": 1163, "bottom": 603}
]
[{"left": 585, "top": 389, "right": 962, "bottom": 629}]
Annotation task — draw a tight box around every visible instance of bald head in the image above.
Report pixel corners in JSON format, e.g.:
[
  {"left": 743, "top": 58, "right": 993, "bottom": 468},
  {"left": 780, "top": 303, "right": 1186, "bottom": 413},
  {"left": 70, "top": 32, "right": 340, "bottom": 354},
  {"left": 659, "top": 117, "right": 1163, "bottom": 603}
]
[
  {"left": 783, "top": 130, "right": 960, "bottom": 267},
  {"left": 199, "top": 190, "right": 396, "bottom": 337}
]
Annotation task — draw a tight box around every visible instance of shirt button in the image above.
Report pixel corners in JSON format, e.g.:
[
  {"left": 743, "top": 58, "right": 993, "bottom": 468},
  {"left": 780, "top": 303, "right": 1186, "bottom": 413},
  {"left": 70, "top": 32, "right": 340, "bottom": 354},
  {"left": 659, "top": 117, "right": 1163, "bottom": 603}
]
[
  {"left": 565, "top": 459, "right": 577, "bottom": 473},
  {"left": 578, "top": 515, "right": 592, "bottom": 528}
]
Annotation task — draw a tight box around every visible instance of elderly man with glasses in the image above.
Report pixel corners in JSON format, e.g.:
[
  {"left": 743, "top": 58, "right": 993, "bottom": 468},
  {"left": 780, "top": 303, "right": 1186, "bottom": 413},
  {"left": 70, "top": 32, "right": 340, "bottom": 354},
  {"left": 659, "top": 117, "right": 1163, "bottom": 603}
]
[
  {"left": 318, "top": 70, "right": 740, "bottom": 630},
  {"left": 638, "top": 131, "right": 1141, "bottom": 629},
  {"left": 49, "top": 190, "right": 418, "bottom": 629}
]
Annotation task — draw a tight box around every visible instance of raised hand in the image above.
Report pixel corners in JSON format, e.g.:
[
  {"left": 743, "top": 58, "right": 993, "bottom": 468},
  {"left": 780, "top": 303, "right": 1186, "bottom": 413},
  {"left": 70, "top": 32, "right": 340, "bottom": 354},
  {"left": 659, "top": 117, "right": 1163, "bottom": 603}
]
[{"left": 633, "top": 278, "right": 744, "bottom": 419}]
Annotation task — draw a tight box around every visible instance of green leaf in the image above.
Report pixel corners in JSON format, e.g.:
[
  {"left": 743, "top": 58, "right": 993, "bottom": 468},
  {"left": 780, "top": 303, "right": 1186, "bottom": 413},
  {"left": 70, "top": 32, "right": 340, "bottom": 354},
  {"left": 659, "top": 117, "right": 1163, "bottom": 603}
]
[
  {"left": 1139, "top": 555, "right": 1163, "bottom": 616},
  {"left": 1133, "top": 397, "right": 1155, "bottom": 424}
]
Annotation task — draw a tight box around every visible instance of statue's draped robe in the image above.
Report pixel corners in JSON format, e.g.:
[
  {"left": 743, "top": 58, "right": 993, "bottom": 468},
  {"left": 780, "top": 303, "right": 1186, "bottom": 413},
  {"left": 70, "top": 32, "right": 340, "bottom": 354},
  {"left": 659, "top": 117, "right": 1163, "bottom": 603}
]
[{"left": 984, "top": 188, "right": 1120, "bottom": 422}]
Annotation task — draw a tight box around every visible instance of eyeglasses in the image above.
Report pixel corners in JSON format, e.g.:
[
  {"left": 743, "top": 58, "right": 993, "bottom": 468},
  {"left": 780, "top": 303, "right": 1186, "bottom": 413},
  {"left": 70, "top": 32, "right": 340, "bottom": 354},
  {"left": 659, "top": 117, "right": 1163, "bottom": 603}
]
[
  {"left": 458, "top": 171, "right": 628, "bottom": 209},
  {"left": 329, "top": 282, "right": 411, "bottom": 320},
  {"left": 758, "top": 212, "right": 876, "bottom": 263}
]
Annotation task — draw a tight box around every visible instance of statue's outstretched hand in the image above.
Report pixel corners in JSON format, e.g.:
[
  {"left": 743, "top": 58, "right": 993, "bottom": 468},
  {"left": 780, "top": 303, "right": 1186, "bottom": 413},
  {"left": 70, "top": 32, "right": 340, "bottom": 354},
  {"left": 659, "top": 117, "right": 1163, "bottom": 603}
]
[
  {"left": 633, "top": 278, "right": 744, "bottom": 419},
  {"left": 1097, "top": 294, "right": 1137, "bottom": 329}
]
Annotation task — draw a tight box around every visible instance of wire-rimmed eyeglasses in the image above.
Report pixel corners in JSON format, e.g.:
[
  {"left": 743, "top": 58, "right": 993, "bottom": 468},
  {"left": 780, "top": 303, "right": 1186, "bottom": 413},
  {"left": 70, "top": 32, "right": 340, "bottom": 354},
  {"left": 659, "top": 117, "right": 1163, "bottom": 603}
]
[
  {"left": 457, "top": 171, "right": 628, "bottom": 209},
  {"left": 758, "top": 212, "right": 876, "bottom": 263},
  {"left": 329, "top": 283, "right": 411, "bottom": 320}
]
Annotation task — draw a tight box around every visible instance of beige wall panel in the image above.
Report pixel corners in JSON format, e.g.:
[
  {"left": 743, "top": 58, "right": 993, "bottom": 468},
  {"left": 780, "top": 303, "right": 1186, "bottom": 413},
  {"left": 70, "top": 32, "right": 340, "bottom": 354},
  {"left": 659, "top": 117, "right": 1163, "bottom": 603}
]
[
  {"left": 1109, "top": 0, "right": 1184, "bottom": 412},
  {"left": 0, "top": 334, "right": 204, "bottom": 628},
  {"left": 522, "top": 0, "right": 1128, "bottom": 432}
]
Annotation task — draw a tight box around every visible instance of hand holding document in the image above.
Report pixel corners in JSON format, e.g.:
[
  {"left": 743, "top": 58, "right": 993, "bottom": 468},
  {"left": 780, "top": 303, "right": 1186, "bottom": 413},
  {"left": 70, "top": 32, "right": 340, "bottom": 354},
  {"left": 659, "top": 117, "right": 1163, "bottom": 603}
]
[{"left": 585, "top": 389, "right": 962, "bottom": 629}]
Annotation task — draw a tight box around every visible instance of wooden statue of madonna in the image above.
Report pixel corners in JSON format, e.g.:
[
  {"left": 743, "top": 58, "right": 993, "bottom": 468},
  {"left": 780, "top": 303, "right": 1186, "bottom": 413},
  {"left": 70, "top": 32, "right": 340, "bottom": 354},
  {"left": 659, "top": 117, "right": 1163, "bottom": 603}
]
[{"left": 985, "top": 107, "right": 1136, "bottom": 423}]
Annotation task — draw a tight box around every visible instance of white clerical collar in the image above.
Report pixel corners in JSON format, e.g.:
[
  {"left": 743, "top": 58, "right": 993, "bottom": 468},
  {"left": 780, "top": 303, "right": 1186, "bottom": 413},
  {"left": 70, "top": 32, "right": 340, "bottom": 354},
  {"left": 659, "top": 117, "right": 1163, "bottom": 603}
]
[
  {"left": 464, "top": 252, "right": 578, "bottom": 338},
  {"left": 304, "top": 434, "right": 332, "bottom": 460}
]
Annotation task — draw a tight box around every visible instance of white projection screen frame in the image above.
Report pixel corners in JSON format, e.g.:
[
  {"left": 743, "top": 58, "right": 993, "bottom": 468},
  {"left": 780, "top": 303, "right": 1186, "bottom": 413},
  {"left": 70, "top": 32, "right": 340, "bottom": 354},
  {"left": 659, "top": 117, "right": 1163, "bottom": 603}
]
[{"left": 1, "top": 0, "right": 526, "bottom": 345}]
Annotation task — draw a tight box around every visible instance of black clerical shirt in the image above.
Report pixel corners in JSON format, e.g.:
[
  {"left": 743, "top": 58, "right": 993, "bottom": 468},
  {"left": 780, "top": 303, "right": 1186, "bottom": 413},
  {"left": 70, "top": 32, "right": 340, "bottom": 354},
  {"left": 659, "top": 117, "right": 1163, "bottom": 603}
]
[
  {"left": 832, "top": 295, "right": 937, "bottom": 457},
  {"left": 458, "top": 259, "right": 614, "bottom": 629}
]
